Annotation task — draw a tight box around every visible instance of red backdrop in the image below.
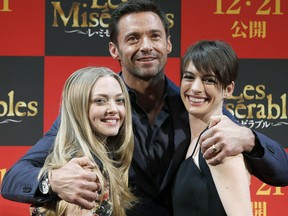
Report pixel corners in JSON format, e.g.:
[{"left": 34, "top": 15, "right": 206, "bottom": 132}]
[{"left": 0, "top": 0, "right": 287, "bottom": 215}]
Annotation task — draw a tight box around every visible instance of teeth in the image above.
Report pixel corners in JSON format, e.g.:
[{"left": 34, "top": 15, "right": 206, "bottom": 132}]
[
  {"left": 189, "top": 97, "right": 205, "bottom": 103},
  {"left": 104, "top": 119, "right": 117, "bottom": 123}
]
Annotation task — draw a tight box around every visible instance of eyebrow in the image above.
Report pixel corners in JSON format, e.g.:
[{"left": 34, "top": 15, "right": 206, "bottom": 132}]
[
  {"left": 183, "top": 70, "right": 216, "bottom": 77},
  {"left": 183, "top": 71, "right": 195, "bottom": 76},
  {"left": 91, "top": 93, "right": 124, "bottom": 98},
  {"left": 124, "top": 29, "right": 163, "bottom": 38}
]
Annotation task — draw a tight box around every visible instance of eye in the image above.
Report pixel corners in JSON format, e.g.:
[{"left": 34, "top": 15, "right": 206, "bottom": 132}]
[
  {"left": 182, "top": 73, "right": 195, "bottom": 80},
  {"left": 151, "top": 33, "right": 161, "bottom": 39},
  {"left": 203, "top": 76, "right": 218, "bottom": 85},
  {"left": 116, "top": 97, "right": 125, "bottom": 104},
  {"left": 127, "top": 35, "right": 138, "bottom": 43},
  {"left": 93, "top": 97, "right": 107, "bottom": 104}
]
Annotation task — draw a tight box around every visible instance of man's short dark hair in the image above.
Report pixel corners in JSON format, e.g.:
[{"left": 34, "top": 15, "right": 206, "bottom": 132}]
[{"left": 109, "top": 0, "right": 170, "bottom": 46}]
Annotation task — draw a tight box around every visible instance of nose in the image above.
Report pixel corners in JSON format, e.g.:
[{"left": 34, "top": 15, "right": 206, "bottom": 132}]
[
  {"left": 190, "top": 77, "right": 204, "bottom": 93},
  {"left": 107, "top": 101, "right": 118, "bottom": 115},
  {"left": 140, "top": 36, "right": 153, "bottom": 52}
]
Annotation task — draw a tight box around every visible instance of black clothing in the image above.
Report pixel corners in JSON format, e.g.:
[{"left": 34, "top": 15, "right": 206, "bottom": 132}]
[
  {"left": 172, "top": 131, "right": 226, "bottom": 216},
  {"left": 126, "top": 76, "right": 190, "bottom": 215}
]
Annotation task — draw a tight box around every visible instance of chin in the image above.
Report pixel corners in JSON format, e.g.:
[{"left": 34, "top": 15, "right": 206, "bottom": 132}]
[{"left": 102, "top": 130, "right": 120, "bottom": 137}]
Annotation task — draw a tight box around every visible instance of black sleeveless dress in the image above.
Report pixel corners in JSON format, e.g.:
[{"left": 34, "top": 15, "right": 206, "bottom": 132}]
[{"left": 172, "top": 132, "right": 227, "bottom": 216}]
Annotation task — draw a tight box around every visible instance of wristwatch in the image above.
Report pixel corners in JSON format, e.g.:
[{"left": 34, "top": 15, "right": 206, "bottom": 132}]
[{"left": 39, "top": 172, "right": 52, "bottom": 195}]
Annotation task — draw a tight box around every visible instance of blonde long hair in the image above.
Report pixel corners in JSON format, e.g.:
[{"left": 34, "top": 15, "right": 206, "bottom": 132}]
[{"left": 39, "top": 67, "right": 136, "bottom": 215}]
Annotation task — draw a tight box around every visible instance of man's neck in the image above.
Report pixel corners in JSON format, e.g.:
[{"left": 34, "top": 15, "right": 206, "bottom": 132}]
[{"left": 124, "top": 72, "right": 166, "bottom": 124}]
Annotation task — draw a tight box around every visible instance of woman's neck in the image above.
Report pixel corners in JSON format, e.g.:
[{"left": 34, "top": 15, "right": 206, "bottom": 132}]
[
  {"left": 189, "top": 116, "right": 209, "bottom": 138},
  {"left": 189, "top": 108, "right": 223, "bottom": 138}
]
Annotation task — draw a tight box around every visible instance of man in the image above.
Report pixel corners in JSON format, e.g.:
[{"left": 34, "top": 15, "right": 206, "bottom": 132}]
[{"left": 2, "top": 1, "right": 288, "bottom": 215}]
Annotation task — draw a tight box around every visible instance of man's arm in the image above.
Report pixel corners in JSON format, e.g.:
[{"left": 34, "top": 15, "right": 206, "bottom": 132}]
[
  {"left": 1, "top": 117, "right": 60, "bottom": 204},
  {"left": 200, "top": 113, "right": 288, "bottom": 186},
  {"left": 243, "top": 130, "right": 288, "bottom": 186},
  {"left": 49, "top": 157, "right": 100, "bottom": 210},
  {"left": 1, "top": 116, "right": 100, "bottom": 210}
]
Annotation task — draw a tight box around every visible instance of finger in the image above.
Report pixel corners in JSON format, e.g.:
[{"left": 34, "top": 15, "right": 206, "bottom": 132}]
[
  {"left": 212, "top": 144, "right": 220, "bottom": 153},
  {"left": 83, "top": 171, "right": 102, "bottom": 193},
  {"left": 74, "top": 197, "right": 96, "bottom": 210},
  {"left": 202, "top": 144, "right": 218, "bottom": 160},
  {"left": 59, "top": 185, "right": 98, "bottom": 210},
  {"left": 79, "top": 186, "right": 99, "bottom": 201},
  {"left": 208, "top": 115, "right": 224, "bottom": 128},
  {"left": 71, "top": 156, "right": 96, "bottom": 169},
  {"left": 73, "top": 182, "right": 99, "bottom": 200},
  {"left": 84, "top": 169, "right": 99, "bottom": 182},
  {"left": 202, "top": 139, "right": 223, "bottom": 159},
  {"left": 200, "top": 131, "right": 217, "bottom": 153},
  {"left": 80, "top": 180, "right": 99, "bottom": 192},
  {"left": 206, "top": 151, "right": 226, "bottom": 166}
]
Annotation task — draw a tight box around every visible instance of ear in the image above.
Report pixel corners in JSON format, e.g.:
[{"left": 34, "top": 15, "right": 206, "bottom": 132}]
[
  {"left": 224, "top": 81, "right": 235, "bottom": 98},
  {"left": 166, "top": 35, "right": 172, "bottom": 54},
  {"left": 109, "top": 42, "right": 120, "bottom": 60}
]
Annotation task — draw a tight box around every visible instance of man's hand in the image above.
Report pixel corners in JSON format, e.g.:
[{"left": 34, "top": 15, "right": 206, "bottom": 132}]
[
  {"left": 200, "top": 115, "right": 255, "bottom": 165},
  {"left": 49, "top": 156, "right": 100, "bottom": 210}
]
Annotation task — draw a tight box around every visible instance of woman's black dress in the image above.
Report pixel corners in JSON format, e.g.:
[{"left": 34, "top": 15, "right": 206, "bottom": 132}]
[{"left": 172, "top": 135, "right": 227, "bottom": 216}]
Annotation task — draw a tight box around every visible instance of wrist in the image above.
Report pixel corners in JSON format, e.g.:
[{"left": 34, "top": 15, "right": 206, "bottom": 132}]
[
  {"left": 39, "top": 171, "right": 53, "bottom": 195},
  {"left": 243, "top": 129, "right": 264, "bottom": 157},
  {"left": 243, "top": 128, "right": 255, "bottom": 153}
]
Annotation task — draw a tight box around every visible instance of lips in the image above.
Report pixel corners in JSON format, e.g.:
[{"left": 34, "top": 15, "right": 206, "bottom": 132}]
[
  {"left": 136, "top": 54, "right": 157, "bottom": 62},
  {"left": 137, "top": 57, "right": 156, "bottom": 62}
]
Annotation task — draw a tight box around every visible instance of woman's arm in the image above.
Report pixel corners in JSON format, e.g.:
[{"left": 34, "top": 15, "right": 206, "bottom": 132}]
[{"left": 209, "top": 154, "right": 253, "bottom": 216}]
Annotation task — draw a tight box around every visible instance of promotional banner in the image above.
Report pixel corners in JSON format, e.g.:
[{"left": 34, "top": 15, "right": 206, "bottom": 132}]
[{"left": 0, "top": 0, "right": 287, "bottom": 215}]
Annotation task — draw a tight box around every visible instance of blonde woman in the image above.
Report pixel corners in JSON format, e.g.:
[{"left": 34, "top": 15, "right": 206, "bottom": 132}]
[{"left": 30, "top": 67, "right": 136, "bottom": 216}]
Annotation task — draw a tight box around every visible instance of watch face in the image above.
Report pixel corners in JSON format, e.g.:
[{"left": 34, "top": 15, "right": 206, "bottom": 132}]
[{"left": 40, "top": 180, "right": 49, "bottom": 194}]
